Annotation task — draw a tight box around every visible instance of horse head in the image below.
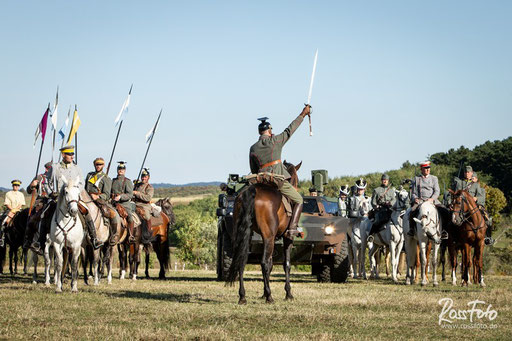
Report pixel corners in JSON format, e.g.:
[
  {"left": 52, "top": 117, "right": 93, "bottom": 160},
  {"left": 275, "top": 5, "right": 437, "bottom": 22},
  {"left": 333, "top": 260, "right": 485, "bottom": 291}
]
[
  {"left": 157, "top": 197, "right": 176, "bottom": 226},
  {"left": 413, "top": 201, "right": 441, "bottom": 244},
  {"left": 448, "top": 189, "right": 477, "bottom": 226},
  {"left": 60, "top": 175, "right": 81, "bottom": 217},
  {"left": 283, "top": 160, "right": 301, "bottom": 189}
]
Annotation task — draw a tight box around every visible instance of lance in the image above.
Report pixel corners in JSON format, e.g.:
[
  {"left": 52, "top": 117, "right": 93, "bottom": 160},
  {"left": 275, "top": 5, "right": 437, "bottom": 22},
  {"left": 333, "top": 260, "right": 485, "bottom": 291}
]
[
  {"left": 58, "top": 106, "right": 72, "bottom": 163},
  {"left": 30, "top": 103, "right": 50, "bottom": 216},
  {"left": 107, "top": 84, "right": 133, "bottom": 175},
  {"left": 137, "top": 109, "right": 162, "bottom": 182},
  {"left": 51, "top": 86, "right": 59, "bottom": 163},
  {"left": 306, "top": 49, "right": 318, "bottom": 136}
]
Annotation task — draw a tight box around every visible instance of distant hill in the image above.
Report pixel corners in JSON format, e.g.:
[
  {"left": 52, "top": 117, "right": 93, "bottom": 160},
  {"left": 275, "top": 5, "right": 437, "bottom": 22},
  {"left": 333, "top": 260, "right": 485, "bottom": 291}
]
[
  {"left": 152, "top": 182, "right": 222, "bottom": 189},
  {"left": 0, "top": 187, "right": 9, "bottom": 192}
]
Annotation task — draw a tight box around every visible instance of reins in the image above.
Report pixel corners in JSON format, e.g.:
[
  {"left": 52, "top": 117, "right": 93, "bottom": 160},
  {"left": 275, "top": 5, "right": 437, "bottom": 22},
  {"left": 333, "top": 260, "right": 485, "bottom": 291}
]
[{"left": 451, "top": 192, "right": 485, "bottom": 234}]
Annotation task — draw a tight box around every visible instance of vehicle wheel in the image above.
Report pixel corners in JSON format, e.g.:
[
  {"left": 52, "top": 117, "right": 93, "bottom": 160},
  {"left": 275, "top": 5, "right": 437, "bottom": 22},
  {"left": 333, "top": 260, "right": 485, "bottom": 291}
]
[
  {"left": 317, "top": 263, "right": 331, "bottom": 282},
  {"left": 330, "top": 238, "right": 350, "bottom": 283}
]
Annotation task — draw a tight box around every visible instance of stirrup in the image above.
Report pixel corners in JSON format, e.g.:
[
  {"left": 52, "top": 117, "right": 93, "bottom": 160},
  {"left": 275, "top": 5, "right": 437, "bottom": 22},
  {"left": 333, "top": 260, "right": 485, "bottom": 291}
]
[
  {"left": 92, "top": 239, "right": 104, "bottom": 249},
  {"left": 484, "top": 237, "right": 495, "bottom": 246},
  {"left": 441, "top": 231, "right": 449, "bottom": 240},
  {"left": 128, "top": 235, "right": 136, "bottom": 244},
  {"left": 30, "top": 242, "right": 43, "bottom": 255},
  {"left": 367, "top": 235, "right": 374, "bottom": 243}
]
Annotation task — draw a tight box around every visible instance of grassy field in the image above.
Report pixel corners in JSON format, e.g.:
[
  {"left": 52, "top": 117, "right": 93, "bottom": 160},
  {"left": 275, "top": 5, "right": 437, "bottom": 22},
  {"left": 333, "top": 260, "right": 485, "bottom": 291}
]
[{"left": 0, "top": 269, "right": 510, "bottom": 340}]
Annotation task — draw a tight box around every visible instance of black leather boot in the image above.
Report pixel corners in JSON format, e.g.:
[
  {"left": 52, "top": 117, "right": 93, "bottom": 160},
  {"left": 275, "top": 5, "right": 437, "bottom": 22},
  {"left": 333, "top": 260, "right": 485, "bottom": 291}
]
[
  {"left": 30, "top": 223, "right": 43, "bottom": 255},
  {"left": 85, "top": 214, "right": 103, "bottom": 249},
  {"left": 407, "top": 213, "right": 416, "bottom": 237},
  {"left": 127, "top": 220, "right": 136, "bottom": 243},
  {"left": 286, "top": 204, "right": 303, "bottom": 238}
]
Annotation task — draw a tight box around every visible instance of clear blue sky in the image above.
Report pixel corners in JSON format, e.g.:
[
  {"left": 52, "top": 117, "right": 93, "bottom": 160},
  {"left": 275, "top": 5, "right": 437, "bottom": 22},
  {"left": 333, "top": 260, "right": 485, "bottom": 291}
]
[{"left": 1, "top": 1, "right": 511, "bottom": 187}]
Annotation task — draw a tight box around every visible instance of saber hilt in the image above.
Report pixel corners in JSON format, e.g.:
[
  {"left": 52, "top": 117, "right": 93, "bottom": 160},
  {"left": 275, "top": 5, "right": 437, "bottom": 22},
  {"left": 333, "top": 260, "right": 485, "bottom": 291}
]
[{"left": 304, "top": 103, "right": 313, "bottom": 136}]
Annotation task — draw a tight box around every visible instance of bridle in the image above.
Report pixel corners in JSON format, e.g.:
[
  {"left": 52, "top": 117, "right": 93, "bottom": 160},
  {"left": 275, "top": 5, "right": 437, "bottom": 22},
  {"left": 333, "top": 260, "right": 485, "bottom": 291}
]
[
  {"left": 449, "top": 191, "right": 484, "bottom": 234},
  {"left": 54, "top": 187, "right": 79, "bottom": 248}
]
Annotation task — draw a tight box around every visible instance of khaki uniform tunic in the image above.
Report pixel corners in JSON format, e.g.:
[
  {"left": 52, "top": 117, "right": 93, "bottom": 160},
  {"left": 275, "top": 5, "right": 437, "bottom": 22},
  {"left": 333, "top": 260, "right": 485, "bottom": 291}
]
[
  {"left": 4, "top": 191, "right": 26, "bottom": 213},
  {"left": 133, "top": 182, "right": 154, "bottom": 220}
]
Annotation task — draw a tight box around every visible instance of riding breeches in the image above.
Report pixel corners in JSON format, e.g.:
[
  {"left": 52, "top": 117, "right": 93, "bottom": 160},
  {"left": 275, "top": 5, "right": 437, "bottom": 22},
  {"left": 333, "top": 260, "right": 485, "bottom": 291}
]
[{"left": 280, "top": 182, "right": 303, "bottom": 205}]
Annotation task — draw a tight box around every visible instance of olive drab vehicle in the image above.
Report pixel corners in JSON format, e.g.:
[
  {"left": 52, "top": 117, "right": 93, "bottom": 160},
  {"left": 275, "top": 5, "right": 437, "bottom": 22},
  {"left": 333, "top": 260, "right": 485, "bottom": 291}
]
[{"left": 216, "top": 170, "right": 351, "bottom": 283}]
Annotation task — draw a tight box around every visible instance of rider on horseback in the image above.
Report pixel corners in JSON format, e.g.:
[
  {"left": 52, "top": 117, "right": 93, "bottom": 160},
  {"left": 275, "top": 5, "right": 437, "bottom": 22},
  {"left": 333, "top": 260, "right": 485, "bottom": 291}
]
[
  {"left": 367, "top": 174, "right": 396, "bottom": 243},
  {"left": 347, "top": 178, "right": 372, "bottom": 218},
  {"left": 85, "top": 157, "right": 121, "bottom": 246},
  {"left": 133, "top": 168, "right": 155, "bottom": 243},
  {"left": 337, "top": 185, "right": 350, "bottom": 217},
  {"left": 0, "top": 180, "right": 26, "bottom": 247},
  {"left": 111, "top": 161, "right": 136, "bottom": 243},
  {"left": 451, "top": 167, "right": 494, "bottom": 245},
  {"left": 249, "top": 104, "right": 311, "bottom": 237},
  {"left": 407, "top": 161, "right": 450, "bottom": 239}
]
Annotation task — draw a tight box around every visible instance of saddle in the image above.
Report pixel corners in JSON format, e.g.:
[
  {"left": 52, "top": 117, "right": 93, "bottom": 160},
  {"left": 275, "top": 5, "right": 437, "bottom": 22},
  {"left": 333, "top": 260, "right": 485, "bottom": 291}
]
[{"left": 246, "top": 173, "right": 292, "bottom": 216}]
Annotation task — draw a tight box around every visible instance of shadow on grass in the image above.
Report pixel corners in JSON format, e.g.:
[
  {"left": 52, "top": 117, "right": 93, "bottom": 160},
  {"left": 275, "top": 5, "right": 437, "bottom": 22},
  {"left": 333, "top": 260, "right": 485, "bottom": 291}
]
[
  {"left": 142, "top": 272, "right": 318, "bottom": 284},
  {"left": 0, "top": 273, "right": 35, "bottom": 284},
  {"left": 104, "top": 290, "right": 218, "bottom": 304}
]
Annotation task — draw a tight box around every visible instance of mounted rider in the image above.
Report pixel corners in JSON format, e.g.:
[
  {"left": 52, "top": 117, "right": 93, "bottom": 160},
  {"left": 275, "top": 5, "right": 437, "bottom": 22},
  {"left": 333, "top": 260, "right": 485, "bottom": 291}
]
[
  {"left": 111, "top": 161, "right": 136, "bottom": 243},
  {"left": 407, "top": 161, "right": 450, "bottom": 239},
  {"left": 133, "top": 168, "right": 155, "bottom": 242},
  {"left": 0, "top": 180, "right": 26, "bottom": 247},
  {"left": 348, "top": 178, "right": 372, "bottom": 218},
  {"left": 249, "top": 104, "right": 311, "bottom": 238},
  {"left": 452, "top": 166, "right": 493, "bottom": 245},
  {"left": 367, "top": 174, "right": 396, "bottom": 242},
  {"left": 85, "top": 157, "right": 121, "bottom": 246},
  {"left": 337, "top": 185, "right": 349, "bottom": 217}
]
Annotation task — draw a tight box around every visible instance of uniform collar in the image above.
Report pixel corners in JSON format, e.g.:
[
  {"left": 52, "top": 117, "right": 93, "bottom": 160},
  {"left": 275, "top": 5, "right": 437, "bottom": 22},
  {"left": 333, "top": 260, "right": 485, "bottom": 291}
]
[
  {"left": 60, "top": 161, "right": 72, "bottom": 169},
  {"left": 422, "top": 174, "right": 430, "bottom": 179}
]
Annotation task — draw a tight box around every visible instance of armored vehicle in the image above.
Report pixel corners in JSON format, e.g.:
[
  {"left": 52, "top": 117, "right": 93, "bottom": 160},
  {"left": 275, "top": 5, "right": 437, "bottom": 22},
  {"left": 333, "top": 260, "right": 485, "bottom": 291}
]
[{"left": 216, "top": 170, "right": 351, "bottom": 283}]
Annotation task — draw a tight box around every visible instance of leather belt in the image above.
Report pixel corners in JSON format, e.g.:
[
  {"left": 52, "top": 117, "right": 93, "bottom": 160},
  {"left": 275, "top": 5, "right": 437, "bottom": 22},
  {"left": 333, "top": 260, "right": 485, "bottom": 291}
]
[{"left": 260, "top": 159, "right": 281, "bottom": 169}]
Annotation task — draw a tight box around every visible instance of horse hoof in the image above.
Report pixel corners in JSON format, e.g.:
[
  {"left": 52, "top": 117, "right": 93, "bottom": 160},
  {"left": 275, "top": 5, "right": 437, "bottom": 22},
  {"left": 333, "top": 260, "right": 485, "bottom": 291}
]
[
  {"left": 433, "top": 282, "right": 439, "bottom": 287},
  {"left": 266, "top": 297, "right": 274, "bottom": 304},
  {"left": 55, "top": 288, "right": 62, "bottom": 293},
  {"left": 285, "top": 294, "right": 294, "bottom": 301},
  {"left": 32, "top": 280, "right": 37, "bottom": 285},
  {"left": 238, "top": 298, "right": 247, "bottom": 305},
  {"left": 480, "top": 282, "right": 486, "bottom": 288},
  {"left": 421, "top": 282, "right": 427, "bottom": 287}
]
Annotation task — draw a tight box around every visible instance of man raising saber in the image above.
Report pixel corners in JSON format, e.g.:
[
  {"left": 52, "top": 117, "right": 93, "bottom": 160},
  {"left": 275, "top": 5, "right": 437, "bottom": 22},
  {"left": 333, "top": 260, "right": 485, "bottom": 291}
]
[{"left": 249, "top": 104, "right": 311, "bottom": 237}]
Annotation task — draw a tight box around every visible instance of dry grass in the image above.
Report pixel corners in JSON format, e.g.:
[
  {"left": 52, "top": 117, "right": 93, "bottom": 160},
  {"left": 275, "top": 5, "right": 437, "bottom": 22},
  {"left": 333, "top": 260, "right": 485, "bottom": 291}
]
[
  {"left": 0, "top": 270, "right": 510, "bottom": 340},
  {"left": 153, "top": 194, "right": 213, "bottom": 206}
]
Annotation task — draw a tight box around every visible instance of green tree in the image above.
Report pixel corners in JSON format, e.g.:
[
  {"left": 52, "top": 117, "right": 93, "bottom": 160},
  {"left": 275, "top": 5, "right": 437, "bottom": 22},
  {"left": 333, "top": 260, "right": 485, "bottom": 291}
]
[{"left": 485, "top": 185, "right": 507, "bottom": 226}]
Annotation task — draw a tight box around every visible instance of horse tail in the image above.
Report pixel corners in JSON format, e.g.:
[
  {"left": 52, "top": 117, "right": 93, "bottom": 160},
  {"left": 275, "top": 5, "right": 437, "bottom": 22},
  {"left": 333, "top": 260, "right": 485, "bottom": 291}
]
[
  {"left": 226, "top": 186, "right": 256, "bottom": 285},
  {"left": 160, "top": 236, "right": 170, "bottom": 271}
]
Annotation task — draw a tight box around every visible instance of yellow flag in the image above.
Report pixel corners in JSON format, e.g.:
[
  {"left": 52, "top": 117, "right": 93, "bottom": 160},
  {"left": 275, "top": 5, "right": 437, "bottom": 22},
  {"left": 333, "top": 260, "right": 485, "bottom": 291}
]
[{"left": 66, "top": 108, "right": 81, "bottom": 145}]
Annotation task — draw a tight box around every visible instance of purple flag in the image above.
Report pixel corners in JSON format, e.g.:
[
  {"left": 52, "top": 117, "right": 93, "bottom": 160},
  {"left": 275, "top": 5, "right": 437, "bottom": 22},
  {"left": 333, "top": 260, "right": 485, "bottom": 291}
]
[{"left": 34, "top": 107, "right": 50, "bottom": 147}]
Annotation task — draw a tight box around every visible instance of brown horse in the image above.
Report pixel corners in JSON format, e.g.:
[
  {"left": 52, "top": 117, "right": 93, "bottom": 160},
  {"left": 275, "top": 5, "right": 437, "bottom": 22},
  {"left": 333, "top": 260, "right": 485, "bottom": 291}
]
[
  {"left": 227, "top": 161, "right": 301, "bottom": 304},
  {"left": 447, "top": 189, "right": 487, "bottom": 287},
  {"left": 143, "top": 198, "right": 175, "bottom": 279}
]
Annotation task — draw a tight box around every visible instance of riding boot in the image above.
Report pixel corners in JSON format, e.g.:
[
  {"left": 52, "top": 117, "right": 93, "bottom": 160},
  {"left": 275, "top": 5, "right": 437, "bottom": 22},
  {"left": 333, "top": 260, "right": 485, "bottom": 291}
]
[
  {"left": 0, "top": 226, "right": 5, "bottom": 248},
  {"left": 286, "top": 203, "right": 303, "bottom": 238},
  {"left": 127, "top": 220, "right": 136, "bottom": 244},
  {"left": 484, "top": 221, "right": 495, "bottom": 246},
  {"left": 143, "top": 219, "right": 155, "bottom": 243},
  {"left": 85, "top": 214, "right": 103, "bottom": 249},
  {"left": 29, "top": 221, "right": 44, "bottom": 255}
]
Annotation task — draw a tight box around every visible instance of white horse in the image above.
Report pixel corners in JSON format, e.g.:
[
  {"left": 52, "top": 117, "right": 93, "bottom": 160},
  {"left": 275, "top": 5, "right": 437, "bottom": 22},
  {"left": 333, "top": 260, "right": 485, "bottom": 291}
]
[
  {"left": 368, "top": 209, "right": 404, "bottom": 283},
  {"left": 31, "top": 235, "right": 54, "bottom": 286},
  {"left": 50, "top": 176, "right": 84, "bottom": 293},
  {"left": 348, "top": 197, "right": 372, "bottom": 279},
  {"left": 404, "top": 201, "right": 441, "bottom": 286}
]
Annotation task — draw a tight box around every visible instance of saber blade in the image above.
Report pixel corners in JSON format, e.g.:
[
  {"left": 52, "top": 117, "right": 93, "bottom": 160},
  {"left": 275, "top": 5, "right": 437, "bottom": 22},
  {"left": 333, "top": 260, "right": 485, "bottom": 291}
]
[{"left": 306, "top": 49, "right": 318, "bottom": 136}]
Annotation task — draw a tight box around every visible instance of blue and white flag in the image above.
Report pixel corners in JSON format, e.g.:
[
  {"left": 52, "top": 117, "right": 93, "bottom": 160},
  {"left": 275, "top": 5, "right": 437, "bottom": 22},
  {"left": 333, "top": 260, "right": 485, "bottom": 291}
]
[
  {"left": 57, "top": 106, "right": 71, "bottom": 142},
  {"left": 145, "top": 110, "right": 162, "bottom": 144},
  {"left": 114, "top": 85, "right": 132, "bottom": 126},
  {"left": 50, "top": 87, "right": 59, "bottom": 130}
]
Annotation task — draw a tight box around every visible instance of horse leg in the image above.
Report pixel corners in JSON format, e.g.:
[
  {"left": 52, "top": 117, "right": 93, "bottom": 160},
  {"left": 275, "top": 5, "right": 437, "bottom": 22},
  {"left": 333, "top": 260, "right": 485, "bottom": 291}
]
[
  {"left": 145, "top": 248, "right": 150, "bottom": 279},
  {"left": 475, "top": 241, "right": 485, "bottom": 287},
  {"left": 440, "top": 243, "right": 446, "bottom": 282},
  {"left": 81, "top": 247, "right": 89, "bottom": 285},
  {"left": 385, "top": 248, "right": 391, "bottom": 278},
  {"left": 448, "top": 243, "right": 457, "bottom": 286},
  {"left": 283, "top": 237, "right": 294, "bottom": 300},
  {"left": 420, "top": 241, "right": 428, "bottom": 286},
  {"left": 432, "top": 244, "right": 439, "bottom": 287},
  {"left": 390, "top": 242, "right": 398, "bottom": 283},
  {"left": 54, "top": 245, "right": 63, "bottom": 293},
  {"left": 93, "top": 249, "right": 100, "bottom": 286},
  {"left": 71, "top": 245, "right": 81, "bottom": 293},
  {"left": 44, "top": 244, "right": 52, "bottom": 286},
  {"left": 348, "top": 242, "right": 355, "bottom": 278},
  {"left": 23, "top": 248, "right": 28, "bottom": 275},
  {"left": 404, "top": 238, "right": 415, "bottom": 285},
  {"left": 261, "top": 238, "right": 275, "bottom": 304},
  {"left": 32, "top": 252, "right": 38, "bottom": 284},
  {"left": 360, "top": 239, "right": 367, "bottom": 279},
  {"left": 368, "top": 244, "right": 377, "bottom": 279},
  {"left": 461, "top": 244, "right": 470, "bottom": 286},
  {"left": 106, "top": 245, "right": 113, "bottom": 285},
  {"left": 9, "top": 247, "right": 14, "bottom": 276},
  {"left": 425, "top": 241, "right": 431, "bottom": 282}
]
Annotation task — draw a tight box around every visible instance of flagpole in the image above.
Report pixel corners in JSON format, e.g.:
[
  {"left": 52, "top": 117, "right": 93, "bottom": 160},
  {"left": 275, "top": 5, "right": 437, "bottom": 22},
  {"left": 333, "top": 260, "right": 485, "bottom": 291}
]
[
  {"left": 137, "top": 110, "right": 162, "bottom": 182},
  {"left": 106, "top": 120, "right": 123, "bottom": 176},
  {"left": 75, "top": 133, "right": 78, "bottom": 165},
  {"left": 58, "top": 106, "right": 72, "bottom": 163}
]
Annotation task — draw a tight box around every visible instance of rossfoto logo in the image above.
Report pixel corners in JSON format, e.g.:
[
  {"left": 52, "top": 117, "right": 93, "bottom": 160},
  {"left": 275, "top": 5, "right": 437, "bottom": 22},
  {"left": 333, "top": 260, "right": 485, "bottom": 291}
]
[{"left": 438, "top": 298, "right": 498, "bottom": 329}]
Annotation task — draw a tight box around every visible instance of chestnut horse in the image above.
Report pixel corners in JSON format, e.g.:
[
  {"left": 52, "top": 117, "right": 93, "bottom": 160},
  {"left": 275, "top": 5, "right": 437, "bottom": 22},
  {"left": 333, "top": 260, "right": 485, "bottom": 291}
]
[
  {"left": 447, "top": 189, "right": 487, "bottom": 287},
  {"left": 227, "top": 161, "right": 301, "bottom": 304}
]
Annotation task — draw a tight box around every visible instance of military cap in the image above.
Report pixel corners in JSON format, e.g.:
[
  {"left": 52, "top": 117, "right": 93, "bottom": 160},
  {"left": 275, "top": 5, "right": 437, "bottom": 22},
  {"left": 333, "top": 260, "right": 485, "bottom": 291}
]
[
  {"left": 94, "top": 157, "right": 105, "bottom": 165},
  {"left": 117, "top": 161, "right": 127, "bottom": 169},
  {"left": 465, "top": 165, "right": 473, "bottom": 173},
  {"left": 44, "top": 162, "right": 52, "bottom": 169},
  {"left": 60, "top": 145, "right": 75, "bottom": 154},
  {"left": 339, "top": 185, "right": 350, "bottom": 196},
  {"left": 257, "top": 117, "right": 272, "bottom": 134},
  {"left": 419, "top": 161, "right": 431, "bottom": 168},
  {"left": 355, "top": 178, "right": 367, "bottom": 190},
  {"left": 11, "top": 180, "right": 22, "bottom": 186},
  {"left": 141, "top": 168, "right": 150, "bottom": 177},
  {"left": 381, "top": 173, "right": 390, "bottom": 180}
]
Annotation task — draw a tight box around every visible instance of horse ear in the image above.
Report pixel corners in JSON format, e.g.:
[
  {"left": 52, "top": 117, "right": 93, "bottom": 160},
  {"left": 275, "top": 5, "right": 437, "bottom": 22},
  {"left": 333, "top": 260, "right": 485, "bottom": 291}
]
[
  {"left": 295, "top": 161, "right": 302, "bottom": 171},
  {"left": 413, "top": 217, "right": 422, "bottom": 224}
]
